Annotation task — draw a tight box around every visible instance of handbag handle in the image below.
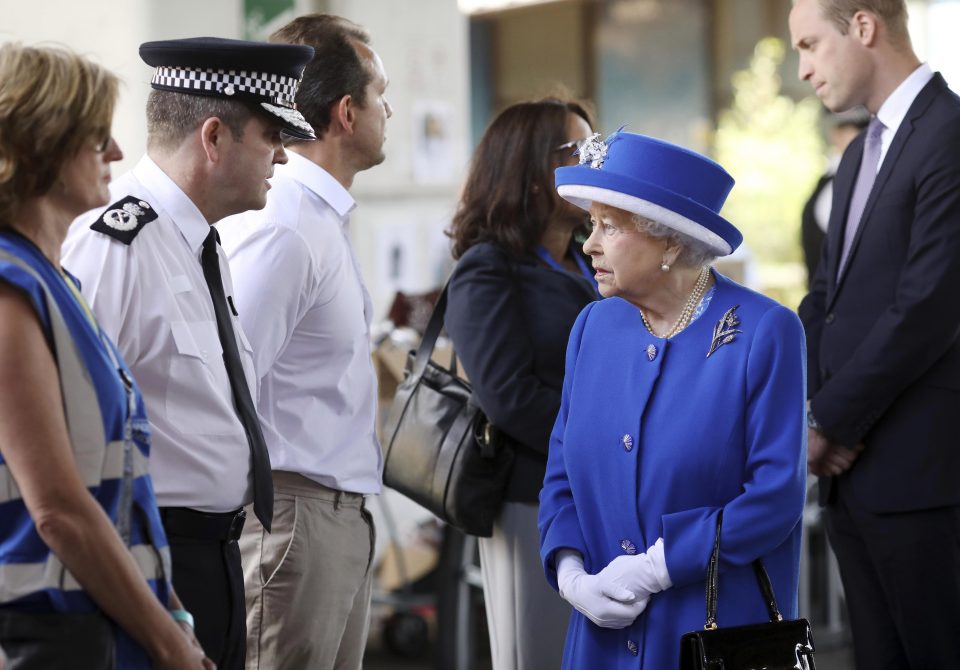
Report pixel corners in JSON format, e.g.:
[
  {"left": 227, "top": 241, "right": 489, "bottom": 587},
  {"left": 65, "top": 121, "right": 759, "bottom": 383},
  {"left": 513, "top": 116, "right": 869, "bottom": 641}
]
[
  {"left": 411, "top": 279, "right": 460, "bottom": 380},
  {"left": 703, "top": 511, "right": 784, "bottom": 630}
]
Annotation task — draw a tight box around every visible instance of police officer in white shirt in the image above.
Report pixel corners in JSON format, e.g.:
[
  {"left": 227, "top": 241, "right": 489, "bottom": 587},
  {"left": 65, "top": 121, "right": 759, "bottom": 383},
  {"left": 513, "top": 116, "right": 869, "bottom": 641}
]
[
  {"left": 217, "top": 16, "right": 389, "bottom": 670},
  {"left": 61, "top": 37, "right": 315, "bottom": 670}
]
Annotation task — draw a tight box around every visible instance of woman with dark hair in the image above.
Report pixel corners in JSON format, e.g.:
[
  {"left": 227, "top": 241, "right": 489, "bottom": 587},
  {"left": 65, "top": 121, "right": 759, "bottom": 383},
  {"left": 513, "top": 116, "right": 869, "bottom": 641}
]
[{"left": 444, "top": 99, "right": 599, "bottom": 670}]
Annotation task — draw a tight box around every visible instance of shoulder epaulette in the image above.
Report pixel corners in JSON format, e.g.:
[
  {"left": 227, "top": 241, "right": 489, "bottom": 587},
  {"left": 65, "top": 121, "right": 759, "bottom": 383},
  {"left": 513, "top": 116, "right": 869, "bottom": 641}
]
[{"left": 90, "top": 195, "right": 158, "bottom": 245}]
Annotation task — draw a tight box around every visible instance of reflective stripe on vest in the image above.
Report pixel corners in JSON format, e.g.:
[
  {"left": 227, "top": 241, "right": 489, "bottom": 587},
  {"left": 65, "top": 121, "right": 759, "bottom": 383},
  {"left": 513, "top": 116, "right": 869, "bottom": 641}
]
[
  {"left": 0, "top": 439, "right": 150, "bottom": 504},
  {"left": 0, "top": 543, "right": 172, "bottom": 603}
]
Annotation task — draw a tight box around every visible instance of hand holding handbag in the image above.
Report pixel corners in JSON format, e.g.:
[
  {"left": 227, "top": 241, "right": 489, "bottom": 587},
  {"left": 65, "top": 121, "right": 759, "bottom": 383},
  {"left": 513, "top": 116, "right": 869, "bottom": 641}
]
[
  {"left": 679, "top": 511, "right": 816, "bottom": 669},
  {"left": 381, "top": 281, "right": 514, "bottom": 537}
]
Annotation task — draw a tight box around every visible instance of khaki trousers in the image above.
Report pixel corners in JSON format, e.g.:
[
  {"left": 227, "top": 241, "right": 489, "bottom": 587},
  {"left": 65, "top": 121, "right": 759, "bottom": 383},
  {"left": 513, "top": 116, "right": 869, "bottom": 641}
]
[{"left": 239, "top": 471, "right": 375, "bottom": 670}]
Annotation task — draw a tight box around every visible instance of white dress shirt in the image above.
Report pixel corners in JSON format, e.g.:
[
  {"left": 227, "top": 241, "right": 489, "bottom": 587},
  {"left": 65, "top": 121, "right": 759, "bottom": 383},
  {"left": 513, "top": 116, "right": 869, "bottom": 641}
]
[
  {"left": 875, "top": 63, "right": 934, "bottom": 170},
  {"left": 218, "top": 151, "right": 382, "bottom": 494},
  {"left": 62, "top": 155, "right": 256, "bottom": 512},
  {"left": 813, "top": 155, "right": 841, "bottom": 233}
]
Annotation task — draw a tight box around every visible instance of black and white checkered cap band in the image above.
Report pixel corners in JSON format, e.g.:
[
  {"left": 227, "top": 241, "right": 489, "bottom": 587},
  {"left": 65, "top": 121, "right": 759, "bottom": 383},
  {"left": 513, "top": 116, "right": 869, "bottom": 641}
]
[{"left": 152, "top": 66, "right": 299, "bottom": 108}]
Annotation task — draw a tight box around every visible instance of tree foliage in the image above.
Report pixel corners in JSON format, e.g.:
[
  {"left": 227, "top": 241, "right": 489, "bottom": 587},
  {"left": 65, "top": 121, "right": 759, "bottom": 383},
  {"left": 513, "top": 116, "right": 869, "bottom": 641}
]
[{"left": 715, "top": 37, "right": 824, "bottom": 304}]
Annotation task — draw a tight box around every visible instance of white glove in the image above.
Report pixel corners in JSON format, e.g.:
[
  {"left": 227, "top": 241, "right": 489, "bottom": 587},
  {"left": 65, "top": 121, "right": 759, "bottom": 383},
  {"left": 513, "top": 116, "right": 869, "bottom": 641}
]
[
  {"left": 555, "top": 549, "right": 649, "bottom": 629},
  {"left": 596, "top": 538, "right": 672, "bottom": 603}
]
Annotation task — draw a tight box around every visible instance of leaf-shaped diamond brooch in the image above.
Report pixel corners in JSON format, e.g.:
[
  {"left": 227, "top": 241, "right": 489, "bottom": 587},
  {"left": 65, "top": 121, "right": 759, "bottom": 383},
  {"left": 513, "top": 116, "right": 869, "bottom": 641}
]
[{"left": 707, "top": 305, "right": 743, "bottom": 358}]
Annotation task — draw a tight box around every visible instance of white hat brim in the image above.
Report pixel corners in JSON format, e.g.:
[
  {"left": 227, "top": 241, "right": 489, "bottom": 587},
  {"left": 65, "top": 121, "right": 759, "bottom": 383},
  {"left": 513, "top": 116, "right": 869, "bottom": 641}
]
[{"left": 557, "top": 184, "right": 732, "bottom": 256}]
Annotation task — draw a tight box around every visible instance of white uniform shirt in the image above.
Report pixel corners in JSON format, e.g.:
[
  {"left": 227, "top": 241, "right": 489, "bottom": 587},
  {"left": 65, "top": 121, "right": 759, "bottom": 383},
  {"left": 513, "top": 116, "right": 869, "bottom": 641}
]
[
  {"left": 62, "top": 155, "right": 256, "bottom": 512},
  {"left": 218, "top": 151, "right": 382, "bottom": 494}
]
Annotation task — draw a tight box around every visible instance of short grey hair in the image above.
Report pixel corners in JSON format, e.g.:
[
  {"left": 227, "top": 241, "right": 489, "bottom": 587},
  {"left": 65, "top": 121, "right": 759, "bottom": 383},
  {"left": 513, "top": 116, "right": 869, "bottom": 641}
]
[
  {"left": 631, "top": 214, "right": 717, "bottom": 269},
  {"left": 146, "top": 90, "right": 255, "bottom": 150}
]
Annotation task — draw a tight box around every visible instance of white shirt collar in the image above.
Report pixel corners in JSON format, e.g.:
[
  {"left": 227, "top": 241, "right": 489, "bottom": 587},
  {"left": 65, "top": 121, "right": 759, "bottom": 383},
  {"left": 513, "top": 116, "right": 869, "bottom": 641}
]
[
  {"left": 133, "top": 155, "right": 212, "bottom": 255},
  {"left": 876, "top": 63, "right": 934, "bottom": 135},
  {"left": 277, "top": 151, "right": 356, "bottom": 220}
]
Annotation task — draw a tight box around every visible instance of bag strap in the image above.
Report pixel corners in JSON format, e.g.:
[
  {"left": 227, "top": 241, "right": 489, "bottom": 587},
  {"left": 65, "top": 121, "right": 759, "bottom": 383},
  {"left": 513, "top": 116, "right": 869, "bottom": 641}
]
[
  {"left": 416, "top": 249, "right": 524, "bottom": 381},
  {"left": 703, "top": 511, "right": 784, "bottom": 630},
  {"left": 412, "top": 277, "right": 465, "bottom": 378},
  {"left": 411, "top": 279, "right": 450, "bottom": 380},
  {"left": 704, "top": 510, "right": 723, "bottom": 630}
]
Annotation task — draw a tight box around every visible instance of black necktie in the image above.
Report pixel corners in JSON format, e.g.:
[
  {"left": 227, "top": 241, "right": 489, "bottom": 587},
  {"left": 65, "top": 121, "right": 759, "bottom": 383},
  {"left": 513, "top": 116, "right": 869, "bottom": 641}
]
[{"left": 200, "top": 228, "right": 273, "bottom": 531}]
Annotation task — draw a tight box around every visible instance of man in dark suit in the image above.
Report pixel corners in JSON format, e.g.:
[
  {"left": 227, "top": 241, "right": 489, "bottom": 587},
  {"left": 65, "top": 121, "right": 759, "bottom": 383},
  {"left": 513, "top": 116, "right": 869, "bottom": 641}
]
[{"left": 790, "top": 0, "right": 960, "bottom": 667}]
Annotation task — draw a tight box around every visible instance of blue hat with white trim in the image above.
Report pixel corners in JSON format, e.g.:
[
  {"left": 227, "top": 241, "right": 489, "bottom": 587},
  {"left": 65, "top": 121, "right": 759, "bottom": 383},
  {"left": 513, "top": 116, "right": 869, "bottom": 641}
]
[
  {"left": 140, "top": 36, "right": 316, "bottom": 140},
  {"left": 555, "top": 131, "right": 742, "bottom": 256}
]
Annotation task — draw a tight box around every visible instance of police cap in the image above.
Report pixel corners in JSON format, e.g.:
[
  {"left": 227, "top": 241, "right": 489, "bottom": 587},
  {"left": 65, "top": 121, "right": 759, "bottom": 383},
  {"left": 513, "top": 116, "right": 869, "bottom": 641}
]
[{"left": 140, "top": 36, "right": 316, "bottom": 140}]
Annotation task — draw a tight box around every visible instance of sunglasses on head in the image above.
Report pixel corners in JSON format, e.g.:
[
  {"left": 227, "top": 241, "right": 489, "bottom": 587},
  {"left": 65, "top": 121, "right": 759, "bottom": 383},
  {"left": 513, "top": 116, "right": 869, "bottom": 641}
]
[{"left": 553, "top": 137, "right": 592, "bottom": 154}]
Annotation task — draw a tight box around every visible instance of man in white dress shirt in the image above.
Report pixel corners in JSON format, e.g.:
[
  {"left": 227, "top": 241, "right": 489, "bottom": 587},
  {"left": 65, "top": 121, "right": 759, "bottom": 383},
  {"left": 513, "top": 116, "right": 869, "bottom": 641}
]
[
  {"left": 61, "top": 38, "right": 315, "bottom": 670},
  {"left": 217, "top": 15, "right": 390, "bottom": 670}
]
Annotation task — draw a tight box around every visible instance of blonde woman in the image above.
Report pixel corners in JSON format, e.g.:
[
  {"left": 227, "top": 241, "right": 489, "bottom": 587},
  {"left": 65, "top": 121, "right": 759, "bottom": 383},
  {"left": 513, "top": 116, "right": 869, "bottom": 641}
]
[{"left": 0, "top": 43, "right": 211, "bottom": 669}]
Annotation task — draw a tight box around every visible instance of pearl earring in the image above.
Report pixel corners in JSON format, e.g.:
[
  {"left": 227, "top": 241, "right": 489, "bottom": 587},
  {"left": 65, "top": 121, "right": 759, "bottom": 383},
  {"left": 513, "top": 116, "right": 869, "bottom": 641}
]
[{"left": 660, "top": 263, "right": 670, "bottom": 272}]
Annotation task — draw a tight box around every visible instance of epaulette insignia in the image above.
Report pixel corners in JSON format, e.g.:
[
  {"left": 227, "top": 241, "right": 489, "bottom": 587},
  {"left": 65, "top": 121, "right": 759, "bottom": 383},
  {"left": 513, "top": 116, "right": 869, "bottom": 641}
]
[{"left": 90, "top": 195, "right": 158, "bottom": 245}]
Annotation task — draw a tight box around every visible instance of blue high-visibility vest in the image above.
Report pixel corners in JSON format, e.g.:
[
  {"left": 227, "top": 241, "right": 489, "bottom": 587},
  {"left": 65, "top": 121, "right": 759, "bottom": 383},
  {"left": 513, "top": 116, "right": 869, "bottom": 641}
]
[{"left": 0, "top": 231, "right": 172, "bottom": 668}]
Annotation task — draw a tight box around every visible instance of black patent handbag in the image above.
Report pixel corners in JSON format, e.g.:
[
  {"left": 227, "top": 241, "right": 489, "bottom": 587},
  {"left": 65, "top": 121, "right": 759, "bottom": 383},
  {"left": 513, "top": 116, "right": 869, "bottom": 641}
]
[
  {"left": 679, "top": 511, "right": 816, "bottom": 670},
  {"left": 381, "top": 280, "right": 514, "bottom": 537}
]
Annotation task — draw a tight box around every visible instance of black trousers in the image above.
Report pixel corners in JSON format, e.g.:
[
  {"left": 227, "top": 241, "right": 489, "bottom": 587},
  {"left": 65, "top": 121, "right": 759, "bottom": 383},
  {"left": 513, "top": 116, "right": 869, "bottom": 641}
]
[
  {"left": 0, "top": 610, "right": 116, "bottom": 669},
  {"left": 825, "top": 484, "right": 960, "bottom": 670},
  {"left": 161, "top": 507, "right": 246, "bottom": 670}
]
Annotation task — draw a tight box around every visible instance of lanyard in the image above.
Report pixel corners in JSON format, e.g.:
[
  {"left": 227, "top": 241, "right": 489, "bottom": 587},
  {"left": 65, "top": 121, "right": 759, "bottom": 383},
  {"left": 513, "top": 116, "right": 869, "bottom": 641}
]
[{"left": 534, "top": 245, "right": 598, "bottom": 289}]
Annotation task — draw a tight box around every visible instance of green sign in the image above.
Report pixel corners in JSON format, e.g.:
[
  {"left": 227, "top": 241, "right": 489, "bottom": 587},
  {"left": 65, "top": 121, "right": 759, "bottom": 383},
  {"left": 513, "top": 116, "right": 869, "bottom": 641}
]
[{"left": 244, "top": 0, "right": 296, "bottom": 39}]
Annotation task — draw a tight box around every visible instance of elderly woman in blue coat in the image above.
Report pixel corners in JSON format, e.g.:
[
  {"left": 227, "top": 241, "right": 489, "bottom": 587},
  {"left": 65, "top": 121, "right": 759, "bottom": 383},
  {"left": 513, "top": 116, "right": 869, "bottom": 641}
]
[{"left": 538, "top": 131, "right": 807, "bottom": 668}]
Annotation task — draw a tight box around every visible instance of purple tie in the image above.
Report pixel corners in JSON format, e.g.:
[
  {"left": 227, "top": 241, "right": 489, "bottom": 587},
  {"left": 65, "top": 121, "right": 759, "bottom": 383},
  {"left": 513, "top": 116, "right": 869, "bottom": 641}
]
[{"left": 837, "top": 117, "right": 885, "bottom": 278}]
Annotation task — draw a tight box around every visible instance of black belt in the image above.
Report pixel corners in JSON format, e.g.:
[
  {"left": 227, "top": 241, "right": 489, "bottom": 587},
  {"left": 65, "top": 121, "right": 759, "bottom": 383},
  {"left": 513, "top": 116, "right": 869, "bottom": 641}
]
[{"left": 159, "top": 507, "right": 246, "bottom": 541}]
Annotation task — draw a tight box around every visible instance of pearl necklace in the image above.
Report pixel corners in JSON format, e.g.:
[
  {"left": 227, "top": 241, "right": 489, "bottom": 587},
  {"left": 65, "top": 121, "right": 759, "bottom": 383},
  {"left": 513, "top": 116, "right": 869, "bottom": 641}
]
[{"left": 640, "top": 266, "right": 710, "bottom": 339}]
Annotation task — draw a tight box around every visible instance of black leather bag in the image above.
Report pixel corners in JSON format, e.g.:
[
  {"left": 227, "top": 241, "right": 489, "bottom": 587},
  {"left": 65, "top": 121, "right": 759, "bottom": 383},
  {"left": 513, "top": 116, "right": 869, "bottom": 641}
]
[
  {"left": 679, "top": 511, "right": 816, "bottom": 670},
  {"left": 381, "top": 282, "right": 514, "bottom": 537}
]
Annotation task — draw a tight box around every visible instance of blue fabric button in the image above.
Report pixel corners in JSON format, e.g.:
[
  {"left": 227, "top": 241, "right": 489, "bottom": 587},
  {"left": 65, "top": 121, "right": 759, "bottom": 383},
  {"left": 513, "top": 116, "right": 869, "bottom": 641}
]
[
  {"left": 620, "top": 539, "right": 637, "bottom": 555},
  {"left": 627, "top": 639, "right": 638, "bottom": 655},
  {"left": 622, "top": 434, "right": 633, "bottom": 451}
]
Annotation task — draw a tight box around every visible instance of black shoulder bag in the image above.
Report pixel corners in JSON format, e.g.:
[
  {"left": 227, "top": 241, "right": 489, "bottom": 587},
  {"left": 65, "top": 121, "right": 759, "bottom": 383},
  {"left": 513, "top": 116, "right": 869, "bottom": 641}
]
[
  {"left": 679, "top": 511, "right": 816, "bottom": 669},
  {"left": 381, "top": 281, "right": 514, "bottom": 537}
]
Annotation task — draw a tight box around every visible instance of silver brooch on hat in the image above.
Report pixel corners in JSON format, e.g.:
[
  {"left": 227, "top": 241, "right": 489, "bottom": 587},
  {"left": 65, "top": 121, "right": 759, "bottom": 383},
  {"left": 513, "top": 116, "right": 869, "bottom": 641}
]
[
  {"left": 575, "top": 126, "right": 625, "bottom": 170},
  {"left": 707, "top": 305, "right": 743, "bottom": 358},
  {"left": 577, "top": 133, "right": 608, "bottom": 169}
]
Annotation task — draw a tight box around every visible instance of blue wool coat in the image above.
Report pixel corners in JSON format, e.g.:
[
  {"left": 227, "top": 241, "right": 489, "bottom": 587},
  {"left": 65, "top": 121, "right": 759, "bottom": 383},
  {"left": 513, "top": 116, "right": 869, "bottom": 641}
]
[{"left": 539, "top": 271, "right": 807, "bottom": 669}]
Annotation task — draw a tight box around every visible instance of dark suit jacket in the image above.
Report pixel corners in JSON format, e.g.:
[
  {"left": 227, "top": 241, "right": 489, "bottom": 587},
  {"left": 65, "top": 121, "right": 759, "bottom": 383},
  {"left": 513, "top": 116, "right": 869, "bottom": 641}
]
[
  {"left": 798, "top": 73, "right": 960, "bottom": 512},
  {"left": 445, "top": 241, "right": 598, "bottom": 503}
]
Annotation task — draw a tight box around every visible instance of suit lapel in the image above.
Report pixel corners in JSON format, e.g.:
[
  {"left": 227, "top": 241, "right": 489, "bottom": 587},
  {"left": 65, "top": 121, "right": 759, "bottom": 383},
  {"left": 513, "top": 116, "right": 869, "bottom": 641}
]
[
  {"left": 825, "top": 134, "right": 862, "bottom": 305},
  {"left": 830, "top": 121, "right": 916, "bottom": 301},
  {"left": 827, "top": 74, "right": 946, "bottom": 310}
]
